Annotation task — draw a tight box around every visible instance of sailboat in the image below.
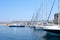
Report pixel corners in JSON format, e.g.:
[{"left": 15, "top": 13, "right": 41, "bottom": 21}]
[
  {"left": 41, "top": 15, "right": 59, "bottom": 36},
  {"left": 40, "top": 0, "right": 60, "bottom": 36}
]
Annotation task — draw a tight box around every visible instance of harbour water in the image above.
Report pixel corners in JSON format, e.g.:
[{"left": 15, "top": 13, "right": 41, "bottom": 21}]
[{"left": 0, "top": 26, "right": 60, "bottom": 40}]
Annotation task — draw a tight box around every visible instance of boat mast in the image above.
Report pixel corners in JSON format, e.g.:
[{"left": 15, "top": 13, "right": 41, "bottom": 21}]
[
  {"left": 58, "top": 0, "right": 60, "bottom": 25},
  {"left": 46, "top": 0, "right": 47, "bottom": 25},
  {"left": 58, "top": 0, "right": 60, "bottom": 12},
  {"left": 42, "top": 0, "right": 43, "bottom": 25},
  {"left": 47, "top": 0, "right": 55, "bottom": 23}
]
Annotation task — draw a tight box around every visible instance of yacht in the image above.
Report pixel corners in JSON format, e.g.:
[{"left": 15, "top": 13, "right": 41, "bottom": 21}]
[
  {"left": 40, "top": 0, "right": 60, "bottom": 36},
  {"left": 9, "top": 23, "right": 25, "bottom": 27},
  {"left": 40, "top": 13, "right": 60, "bottom": 36}
]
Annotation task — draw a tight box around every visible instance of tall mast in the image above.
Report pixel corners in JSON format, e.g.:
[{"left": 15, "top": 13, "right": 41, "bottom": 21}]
[
  {"left": 58, "top": 0, "right": 60, "bottom": 12},
  {"left": 47, "top": 0, "right": 55, "bottom": 23},
  {"left": 58, "top": 0, "right": 60, "bottom": 25},
  {"left": 46, "top": 0, "right": 47, "bottom": 25},
  {"left": 42, "top": 0, "right": 43, "bottom": 25}
]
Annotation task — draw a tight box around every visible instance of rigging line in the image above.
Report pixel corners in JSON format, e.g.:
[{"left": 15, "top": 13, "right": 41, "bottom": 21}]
[
  {"left": 31, "top": 1, "right": 42, "bottom": 22},
  {"left": 47, "top": 0, "right": 55, "bottom": 22},
  {"left": 35, "top": 2, "right": 43, "bottom": 22},
  {"left": 31, "top": 11, "right": 35, "bottom": 22}
]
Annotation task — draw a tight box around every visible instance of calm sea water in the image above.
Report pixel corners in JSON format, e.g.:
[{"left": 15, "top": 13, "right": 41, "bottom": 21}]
[{"left": 0, "top": 26, "right": 60, "bottom": 40}]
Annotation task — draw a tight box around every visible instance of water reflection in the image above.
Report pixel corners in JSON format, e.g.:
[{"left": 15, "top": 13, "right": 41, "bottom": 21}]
[
  {"left": 41, "top": 32, "right": 60, "bottom": 40},
  {"left": 0, "top": 26, "right": 60, "bottom": 40}
]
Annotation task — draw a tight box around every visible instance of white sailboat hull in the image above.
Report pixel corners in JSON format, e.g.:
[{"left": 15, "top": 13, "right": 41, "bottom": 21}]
[{"left": 40, "top": 25, "right": 60, "bottom": 36}]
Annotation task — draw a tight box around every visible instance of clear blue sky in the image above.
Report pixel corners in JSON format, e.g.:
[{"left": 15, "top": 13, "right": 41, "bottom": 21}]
[{"left": 0, "top": 0, "right": 58, "bottom": 22}]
